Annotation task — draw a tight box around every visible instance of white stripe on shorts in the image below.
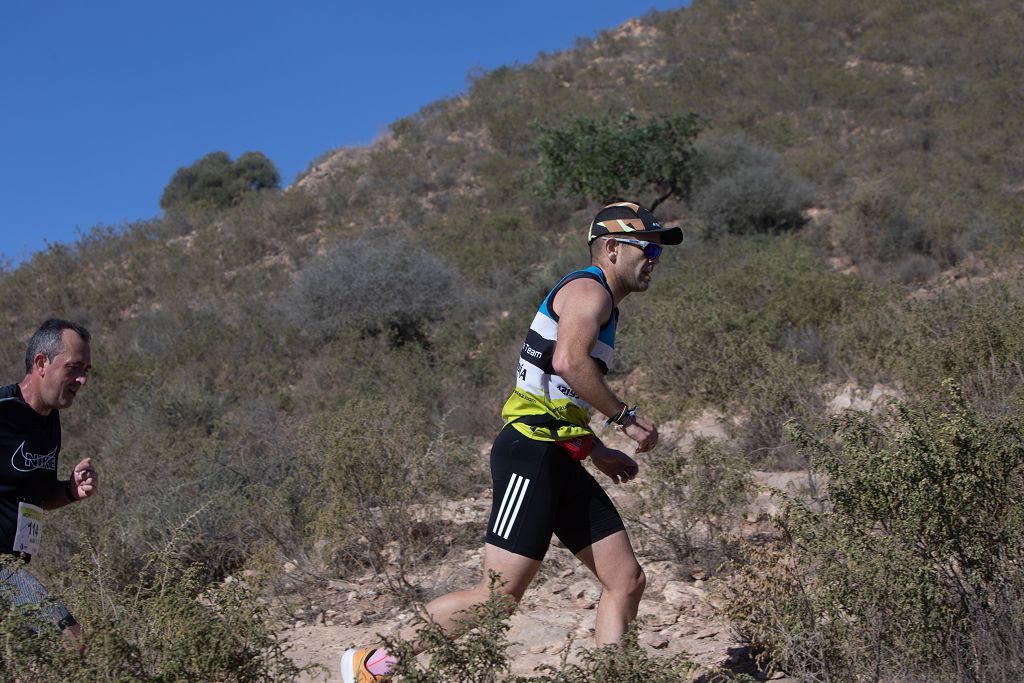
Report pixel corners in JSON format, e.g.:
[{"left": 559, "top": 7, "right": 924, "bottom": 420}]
[
  {"left": 493, "top": 473, "right": 530, "bottom": 539},
  {"left": 502, "top": 477, "right": 530, "bottom": 540},
  {"left": 493, "top": 475, "right": 518, "bottom": 536}
]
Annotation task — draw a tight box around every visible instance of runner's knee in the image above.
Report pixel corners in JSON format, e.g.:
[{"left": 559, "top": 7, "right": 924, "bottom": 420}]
[
  {"left": 633, "top": 566, "right": 647, "bottom": 597},
  {"left": 604, "top": 563, "right": 645, "bottom": 599},
  {"left": 476, "top": 575, "right": 528, "bottom": 606}
]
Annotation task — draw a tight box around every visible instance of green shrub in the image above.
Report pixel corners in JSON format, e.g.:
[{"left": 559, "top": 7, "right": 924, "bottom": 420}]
[
  {"left": 84, "top": 424, "right": 273, "bottom": 582},
  {"left": 619, "top": 236, "right": 876, "bottom": 463},
  {"left": 533, "top": 112, "right": 704, "bottom": 211},
  {"left": 382, "top": 582, "right": 705, "bottom": 682},
  {"left": 0, "top": 548, "right": 311, "bottom": 682},
  {"left": 723, "top": 382, "right": 1024, "bottom": 680},
  {"left": 894, "top": 281, "right": 1024, "bottom": 416},
  {"left": 834, "top": 177, "right": 930, "bottom": 264},
  {"left": 526, "top": 623, "right": 700, "bottom": 683},
  {"left": 0, "top": 557, "right": 69, "bottom": 680},
  {"left": 160, "top": 151, "right": 280, "bottom": 210},
  {"left": 384, "top": 575, "right": 518, "bottom": 683},
  {"left": 292, "top": 395, "right": 480, "bottom": 575},
  {"left": 691, "top": 134, "right": 816, "bottom": 237},
  {"left": 629, "top": 436, "right": 752, "bottom": 564},
  {"left": 66, "top": 317, "right": 301, "bottom": 582}
]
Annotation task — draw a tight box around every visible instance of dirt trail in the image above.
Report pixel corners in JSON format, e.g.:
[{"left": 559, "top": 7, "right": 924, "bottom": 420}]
[
  {"left": 275, "top": 467, "right": 813, "bottom": 680},
  {"left": 277, "top": 544, "right": 750, "bottom": 681}
]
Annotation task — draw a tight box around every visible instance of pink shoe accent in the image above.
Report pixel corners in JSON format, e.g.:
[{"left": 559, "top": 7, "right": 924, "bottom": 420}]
[{"left": 366, "top": 648, "right": 397, "bottom": 676}]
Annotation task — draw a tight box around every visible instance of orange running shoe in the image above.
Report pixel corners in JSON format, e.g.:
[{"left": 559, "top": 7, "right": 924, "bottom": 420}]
[{"left": 340, "top": 647, "right": 394, "bottom": 683}]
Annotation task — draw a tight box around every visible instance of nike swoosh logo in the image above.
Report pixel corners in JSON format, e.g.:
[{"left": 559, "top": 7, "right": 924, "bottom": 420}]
[{"left": 11, "top": 441, "right": 58, "bottom": 473}]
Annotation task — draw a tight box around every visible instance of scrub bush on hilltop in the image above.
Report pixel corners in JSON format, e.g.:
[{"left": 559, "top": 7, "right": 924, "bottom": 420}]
[
  {"left": 285, "top": 235, "right": 465, "bottom": 343},
  {"left": 833, "top": 177, "right": 931, "bottom": 268},
  {"left": 691, "top": 134, "right": 816, "bottom": 237},
  {"left": 892, "top": 280, "right": 1024, "bottom": 416}
]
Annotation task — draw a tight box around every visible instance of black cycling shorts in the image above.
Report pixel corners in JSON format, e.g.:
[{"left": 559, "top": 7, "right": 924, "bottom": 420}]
[{"left": 485, "top": 425, "right": 625, "bottom": 561}]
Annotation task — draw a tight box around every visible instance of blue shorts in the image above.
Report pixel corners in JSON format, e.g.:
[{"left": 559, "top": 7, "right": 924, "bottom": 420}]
[{"left": 485, "top": 425, "right": 625, "bottom": 561}]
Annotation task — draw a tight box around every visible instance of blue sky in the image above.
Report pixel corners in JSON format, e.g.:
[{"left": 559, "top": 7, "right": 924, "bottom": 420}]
[{"left": 1, "top": 1, "right": 686, "bottom": 263}]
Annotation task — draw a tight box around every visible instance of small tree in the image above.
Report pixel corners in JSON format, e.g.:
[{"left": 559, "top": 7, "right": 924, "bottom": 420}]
[
  {"left": 160, "top": 151, "right": 280, "bottom": 210},
  {"left": 533, "top": 112, "right": 704, "bottom": 212}
]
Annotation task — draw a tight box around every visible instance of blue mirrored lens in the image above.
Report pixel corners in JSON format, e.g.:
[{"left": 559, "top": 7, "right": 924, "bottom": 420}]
[{"left": 643, "top": 243, "right": 662, "bottom": 259}]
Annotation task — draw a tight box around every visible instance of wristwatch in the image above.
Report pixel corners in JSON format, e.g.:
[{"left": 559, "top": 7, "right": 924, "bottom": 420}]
[
  {"left": 619, "top": 405, "right": 638, "bottom": 428},
  {"left": 605, "top": 403, "right": 638, "bottom": 427}
]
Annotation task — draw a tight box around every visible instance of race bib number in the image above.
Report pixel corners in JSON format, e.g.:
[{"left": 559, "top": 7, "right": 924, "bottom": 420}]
[{"left": 13, "top": 502, "right": 43, "bottom": 556}]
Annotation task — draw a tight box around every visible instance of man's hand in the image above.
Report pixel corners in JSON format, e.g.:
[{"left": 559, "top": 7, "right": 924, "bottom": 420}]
[
  {"left": 71, "top": 458, "right": 98, "bottom": 500},
  {"left": 591, "top": 443, "right": 639, "bottom": 484},
  {"left": 622, "top": 414, "right": 658, "bottom": 453}
]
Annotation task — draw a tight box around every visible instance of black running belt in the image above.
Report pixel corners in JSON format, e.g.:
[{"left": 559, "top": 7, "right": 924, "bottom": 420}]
[{"left": 511, "top": 413, "right": 580, "bottom": 432}]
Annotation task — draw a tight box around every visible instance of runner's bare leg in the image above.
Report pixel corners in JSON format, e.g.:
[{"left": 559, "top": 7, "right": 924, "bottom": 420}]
[
  {"left": 400, "top": 542, "right": 541, "bottom": 640},
  {"left": 575, "top": 530, "right": 646, "bottom": 645}
]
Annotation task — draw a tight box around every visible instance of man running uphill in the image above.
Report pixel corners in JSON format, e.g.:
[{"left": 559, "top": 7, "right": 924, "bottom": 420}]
[
  {"left": 342, "top": 202, "right": 683, "bottom": 682},
  {"left": 0, "top": 319, "right": 97, "bottom": 641}
]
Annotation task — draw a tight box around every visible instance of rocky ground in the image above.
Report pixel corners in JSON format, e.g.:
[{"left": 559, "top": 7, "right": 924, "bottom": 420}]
[
  {"left": 272, "top": 475, "right": 811, "bottom": 681},
  {"left": 272, "top": 412, "right": 819, "bottom": 681},
  {"left": 278, "top": 546, "right": 756, "bottom": 681}
]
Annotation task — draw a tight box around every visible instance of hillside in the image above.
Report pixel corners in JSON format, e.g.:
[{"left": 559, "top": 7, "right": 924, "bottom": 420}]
[{"left": 2, "top": 0, "right": 1023, "bottom": 679}]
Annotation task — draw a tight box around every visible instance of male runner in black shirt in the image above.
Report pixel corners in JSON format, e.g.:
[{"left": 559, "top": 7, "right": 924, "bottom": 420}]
[{"left": 0, "top": 318, "right": 97, "bottom": 638}]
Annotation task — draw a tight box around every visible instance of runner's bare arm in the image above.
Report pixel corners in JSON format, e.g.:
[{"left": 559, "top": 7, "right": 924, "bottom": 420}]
[
  {"left": 590, "top": 437, "right": 640, "bottom": 484},
  {"left": 550, "top": 278, "right": 623, "bottom": 419},
  {"left": 552, "top": 278, "right": 659, "bottom": 452}
]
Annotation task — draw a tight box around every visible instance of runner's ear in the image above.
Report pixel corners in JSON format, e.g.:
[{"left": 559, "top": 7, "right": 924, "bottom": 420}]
[{"left": 606, "top": 240, "right": 618, "bottom": 263}]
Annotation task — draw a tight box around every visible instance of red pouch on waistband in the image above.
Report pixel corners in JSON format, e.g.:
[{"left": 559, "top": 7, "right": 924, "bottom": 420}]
[{"left": 555, "top": 435, "right": 593, "bottom": 461}]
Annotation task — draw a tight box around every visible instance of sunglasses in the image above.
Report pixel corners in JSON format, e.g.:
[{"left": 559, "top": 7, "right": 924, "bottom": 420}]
[{"left": 603, "top": 237, "right": 663, "bottom": 260}]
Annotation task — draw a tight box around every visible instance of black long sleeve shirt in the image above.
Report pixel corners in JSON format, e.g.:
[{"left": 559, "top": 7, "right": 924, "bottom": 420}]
[{"left": 0, "top": 383, "right": 62, "bottom": 557}]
